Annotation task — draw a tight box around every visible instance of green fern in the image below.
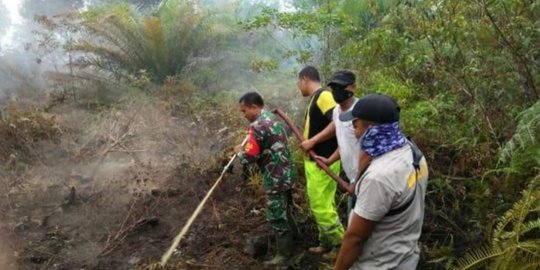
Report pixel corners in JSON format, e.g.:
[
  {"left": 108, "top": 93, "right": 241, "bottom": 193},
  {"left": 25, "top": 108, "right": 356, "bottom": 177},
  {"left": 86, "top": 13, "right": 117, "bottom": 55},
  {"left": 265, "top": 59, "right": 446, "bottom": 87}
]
[
  {"left": 68, "top": 1, "right": 216, "bottom": 83},
  {"left": 452, "top": 175, "right": 540, "bottom": 270},
  {"left": 521, "top": 218, "right": 540, "bottom": 235},
  {"left": 495, "top": 182, "right": 539, "bottom": 242},
  {"left": 500, "top": 101, "right": 540, "bottom": 171},
  {"left": 452, "top": 245, "right": 504, "bottom": 270}
]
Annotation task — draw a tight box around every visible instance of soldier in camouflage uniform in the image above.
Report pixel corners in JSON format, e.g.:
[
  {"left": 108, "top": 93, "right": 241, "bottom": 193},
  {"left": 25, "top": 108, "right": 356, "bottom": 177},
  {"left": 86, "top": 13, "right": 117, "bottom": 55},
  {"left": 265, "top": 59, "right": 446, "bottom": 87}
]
[{"left": 234, "top": 92, "right": 296, "bottom": 266}]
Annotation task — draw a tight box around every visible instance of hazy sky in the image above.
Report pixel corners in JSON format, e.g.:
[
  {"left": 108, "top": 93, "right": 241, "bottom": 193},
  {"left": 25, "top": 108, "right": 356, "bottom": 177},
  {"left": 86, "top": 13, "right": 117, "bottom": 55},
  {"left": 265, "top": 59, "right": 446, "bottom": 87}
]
[
  {"left": 0, "top": 0, "right": 296, "bottom": 55},
  {"left": 2, "top": 0, "right": 23, "bottom": 24},
  {"left": 0, "top": 0, "right": 23, "bottom": 50}
]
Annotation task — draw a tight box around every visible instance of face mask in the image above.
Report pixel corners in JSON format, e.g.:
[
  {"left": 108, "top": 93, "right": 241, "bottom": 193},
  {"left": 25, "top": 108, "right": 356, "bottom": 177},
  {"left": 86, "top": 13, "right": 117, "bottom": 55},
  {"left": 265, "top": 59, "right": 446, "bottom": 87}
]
[{"left": 331, "top": 85, "right": 353, "bottom": 103}]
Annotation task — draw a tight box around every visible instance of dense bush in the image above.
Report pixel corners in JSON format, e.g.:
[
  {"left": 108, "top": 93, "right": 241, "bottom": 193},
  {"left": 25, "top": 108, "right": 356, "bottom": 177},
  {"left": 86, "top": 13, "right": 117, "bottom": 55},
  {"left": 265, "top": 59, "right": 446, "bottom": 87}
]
[
  {"left": 245, "top": 0, "right": 540, "bottom": 268},
  {"left": 21, "top": 0, "right": 539, "bottom": 268}
]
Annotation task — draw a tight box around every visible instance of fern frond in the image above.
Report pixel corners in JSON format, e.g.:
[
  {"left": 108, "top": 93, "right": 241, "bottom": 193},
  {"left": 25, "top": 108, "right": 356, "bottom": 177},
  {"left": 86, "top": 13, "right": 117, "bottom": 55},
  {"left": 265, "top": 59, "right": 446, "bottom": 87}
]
[
  {"left": 463, "top": 173, "right": 540, "bottom": 270},
  {"left": 500, "top": 101, "right": 540, "bottom": 165},
  {"left": 80, "top": 17, "right": 146, "bottom": 68},
  {"left": 505, "top": 242, "right": 540, "bottom": 270},
  {"left": 516, "top": 240, "right": 540, "bottom": 257},
  {"left": 452, "top": 245, "right": 504, "bottom": 270},
  {"left": 61, "top": 0, "right": 218, "bottom": 84},
  {"left": 520, "top": 214, "right": 540, "bottom": 236},
  {"left": 521, "top": 262, "right": 540, "bottom": 270},
  {"left": 101, "top": 15, "right": 149, "bottom": 64},
  {"left": 493, "top": 187, "right": 538, "bottom": 242},
  {"left": 527, "top": 173, "right": 540, "bottom": 190},
  {"left": 493, "top": 199, "right": 521, "bottom": 240},
  {"left": 143, "top": 17, "right": 164, "bottom": 50},
  {"left": 71, "top": 41, "right": 128, "bottom": 65}
]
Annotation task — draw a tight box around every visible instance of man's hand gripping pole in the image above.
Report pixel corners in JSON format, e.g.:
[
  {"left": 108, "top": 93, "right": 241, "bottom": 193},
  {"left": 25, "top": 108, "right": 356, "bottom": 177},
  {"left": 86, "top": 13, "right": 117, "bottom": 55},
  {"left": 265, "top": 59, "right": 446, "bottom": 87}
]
[{"left": 272, "top": 109, "right": 354, "bottom": 194}]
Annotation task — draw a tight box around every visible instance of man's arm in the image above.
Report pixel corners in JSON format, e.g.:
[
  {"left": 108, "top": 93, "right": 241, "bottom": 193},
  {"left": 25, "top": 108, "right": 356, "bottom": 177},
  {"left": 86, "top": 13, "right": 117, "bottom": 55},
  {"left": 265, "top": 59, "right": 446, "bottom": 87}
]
[
  {"left": 234, "top": 127, "right": 261, "bottom": 164},
  {"left": 315, "top": 148, "right": 340, "bottom": 165},
  {"left": 336, "top": 170, "right": 393, "bottom": 270},
  {"left": 333, "top": 214, "right": 375, "bottom": 270},
  {"left": 301, "top": 122, "right": 336, "bottom": 151}
]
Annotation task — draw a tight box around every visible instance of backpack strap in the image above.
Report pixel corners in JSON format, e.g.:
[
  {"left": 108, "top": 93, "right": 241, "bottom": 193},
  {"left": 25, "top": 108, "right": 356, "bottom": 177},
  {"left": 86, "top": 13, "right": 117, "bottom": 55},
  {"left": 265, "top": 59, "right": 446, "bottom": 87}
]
[
  {"left": 385, "top": 139, "right": 424, "bottom": 217},
  {"left": 385, "top": 180, "right": 417, "bottom": 216},
  {"left": 408, "top": 137, "right": 424, "bottom": 171}
]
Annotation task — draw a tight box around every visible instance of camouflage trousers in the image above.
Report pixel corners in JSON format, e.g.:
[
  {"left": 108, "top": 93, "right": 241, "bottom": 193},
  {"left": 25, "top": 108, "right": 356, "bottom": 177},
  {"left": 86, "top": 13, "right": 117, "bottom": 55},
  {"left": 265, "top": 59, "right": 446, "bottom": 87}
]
[{"left": 266, "top": 190, "right": 294, "bottom": 234}]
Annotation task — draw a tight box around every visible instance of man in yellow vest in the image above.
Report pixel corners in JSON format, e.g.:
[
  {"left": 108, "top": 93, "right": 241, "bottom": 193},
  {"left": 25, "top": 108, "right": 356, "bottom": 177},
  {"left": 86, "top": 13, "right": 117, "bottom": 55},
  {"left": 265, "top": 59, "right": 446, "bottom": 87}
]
[{"left": 297, "top": 66, "right": 344, "bottom": 258}]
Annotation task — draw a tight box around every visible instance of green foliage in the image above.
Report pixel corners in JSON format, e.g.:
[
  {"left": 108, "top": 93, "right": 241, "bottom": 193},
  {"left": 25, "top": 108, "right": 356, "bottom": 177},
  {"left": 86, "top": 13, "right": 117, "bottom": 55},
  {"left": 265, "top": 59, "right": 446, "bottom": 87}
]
[
  {"left": 249, "top": 58, "right": 279, "bottom": 73},
  {"left": 500, "top": 101, "right": 540, "bottom": 176},
  {"left": 241, "top": 3, "right": 343, "bottom": 74},
  {"left": 246, "top": 0, "right": 540, "bottom": 268},
  {"left": 70, "top": 0, "right": 217, "bottom": 83},
  {"left": 452, "top": 175, "right": 540, "bottom": 270},
  {"left": 40, "top": 0, "right": 298, "bottom": 98},
  {"left": 242, "top": 0, "right": 398, "bottom": 76},
  {"left": 24, "top": 0, "right": 540, "bottom": 267}
]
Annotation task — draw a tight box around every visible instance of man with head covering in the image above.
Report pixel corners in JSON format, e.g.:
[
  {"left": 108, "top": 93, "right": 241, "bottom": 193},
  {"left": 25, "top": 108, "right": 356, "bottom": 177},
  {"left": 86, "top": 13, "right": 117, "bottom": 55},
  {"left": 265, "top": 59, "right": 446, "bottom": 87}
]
[{"left": 333, "top": 93, "right": 429, "bottom": 270}]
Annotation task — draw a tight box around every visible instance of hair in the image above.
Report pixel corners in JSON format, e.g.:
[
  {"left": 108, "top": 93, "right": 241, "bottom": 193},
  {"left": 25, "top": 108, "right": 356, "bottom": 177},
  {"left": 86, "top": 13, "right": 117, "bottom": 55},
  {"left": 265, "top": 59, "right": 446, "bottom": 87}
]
[
  {"left": 358, "top": 118, "right": 374, "bottom": 127},
  {"left": 239, "top": 91, "right": 264, "bottom": 107},
  {"left": 298, "top": 66, "right": 320, "bottom": 82}
]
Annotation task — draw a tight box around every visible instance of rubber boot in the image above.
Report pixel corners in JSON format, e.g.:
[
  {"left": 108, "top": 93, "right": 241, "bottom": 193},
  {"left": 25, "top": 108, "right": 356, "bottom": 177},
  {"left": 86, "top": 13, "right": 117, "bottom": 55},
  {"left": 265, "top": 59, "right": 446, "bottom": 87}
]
[
  {"left": 286, "top": 190, "right": 301, "bottom": 240},
  {"left": 263, "top": 232, "right": 292, "bottom": 266},
  {"left": 286, "top": 208, "right": 300, "bottom": 240},
  {"left": 322, "top": 246, "right": 340, "bottom": 260}
]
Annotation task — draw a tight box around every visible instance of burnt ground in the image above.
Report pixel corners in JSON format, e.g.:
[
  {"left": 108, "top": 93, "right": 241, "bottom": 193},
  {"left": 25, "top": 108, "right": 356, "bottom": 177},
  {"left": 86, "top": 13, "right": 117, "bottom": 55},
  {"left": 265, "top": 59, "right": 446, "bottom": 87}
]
[
  {"left": 2, "top": 153, "right": 337, "bottom": 270},
  {"left": 0, "top": 97, "right": 340, "bottom": 270}
]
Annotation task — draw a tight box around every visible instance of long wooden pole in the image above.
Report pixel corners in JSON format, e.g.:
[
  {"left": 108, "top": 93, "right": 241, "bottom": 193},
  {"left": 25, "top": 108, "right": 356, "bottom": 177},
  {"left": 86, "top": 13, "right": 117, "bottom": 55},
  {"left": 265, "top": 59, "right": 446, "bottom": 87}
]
[
  {"left": 272, "top": 109, "right": 353, "bottom": 194},
  {"left": 160, "top": 136, "right": 249, "bottom": 266}
]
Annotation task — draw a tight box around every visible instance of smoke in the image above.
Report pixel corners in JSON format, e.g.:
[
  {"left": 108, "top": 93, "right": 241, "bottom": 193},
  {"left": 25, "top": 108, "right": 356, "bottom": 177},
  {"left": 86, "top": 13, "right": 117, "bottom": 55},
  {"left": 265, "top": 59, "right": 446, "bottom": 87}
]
[
  {"left": 0, "top": 0, "right": 302, "bottom": 92},
  {"left": 0, "top": 1, "right": 306, "bottom": 269},
  {"left": 0, "top": 0, "right": 75, "bottom": 95},
  {"left": 0, "top": 0, "right": 164, "bottom": 96}
]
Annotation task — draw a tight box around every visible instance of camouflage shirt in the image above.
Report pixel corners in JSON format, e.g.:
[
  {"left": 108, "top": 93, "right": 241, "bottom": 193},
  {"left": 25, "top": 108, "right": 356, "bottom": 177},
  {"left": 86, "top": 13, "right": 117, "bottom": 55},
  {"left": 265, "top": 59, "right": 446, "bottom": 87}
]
[{"left": 238, "top": 110, "right": 295, "bottom": 193}]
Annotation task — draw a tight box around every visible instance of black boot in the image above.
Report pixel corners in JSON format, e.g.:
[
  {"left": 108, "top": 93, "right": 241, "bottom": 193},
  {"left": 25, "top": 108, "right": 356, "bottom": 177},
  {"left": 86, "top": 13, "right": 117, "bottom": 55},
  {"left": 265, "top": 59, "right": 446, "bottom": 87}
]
[
  {"left": 263, "top": 232, "right": 292, "bottom": 266},
  {"left": 286, "top": 191, "right": 301, "bottom": 240}
]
